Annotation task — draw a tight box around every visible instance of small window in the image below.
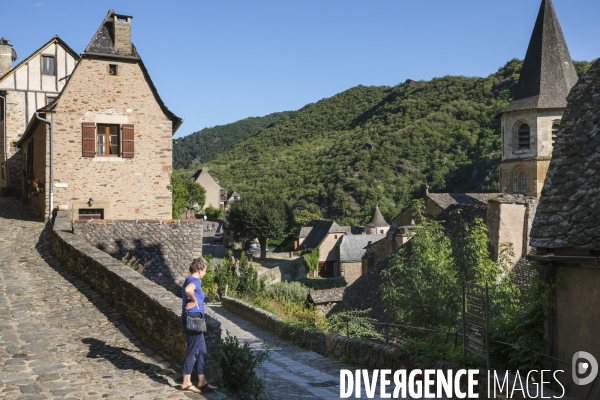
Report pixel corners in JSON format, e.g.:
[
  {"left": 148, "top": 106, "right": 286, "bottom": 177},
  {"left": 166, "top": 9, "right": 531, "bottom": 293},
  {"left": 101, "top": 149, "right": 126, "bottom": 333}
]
[
  {"left": 42, "top": 55, "right": 55, "bottom": 75},
  {"left": 109, "top": 64, "right": 118, "bottom": 76},
  {"left": 334, "top": 235, "right": 338, "bottom": 239},
  {"left": 380, "top": 230, "right": 384, "bottom": 234},
  {"left": 518, "top": 124, "right": 530, "bottom": 150},
  {"left": 552, "top": 124, "right": 560, "bottom": 146},
  {"left": 520, "top": 173, "right": 527, "bottom": 193},
  {"left": 79, "top": 209, "right": 104, "bottom": 220},
  {"left": 97, "top": 124, "right": 120, "bottom": 156},
  {"left": 46, "top": 96, "right": 57, "bottom": 105}
]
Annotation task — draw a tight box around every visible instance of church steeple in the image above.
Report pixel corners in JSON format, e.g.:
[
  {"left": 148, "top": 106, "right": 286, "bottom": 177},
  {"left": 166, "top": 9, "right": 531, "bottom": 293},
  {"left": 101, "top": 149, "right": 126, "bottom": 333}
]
[
  {"left": 501, "top": 0, "right": 578, "bottom": 115},
  {"left": 497, "top": 0, "right": 578, "bottom": 199}
]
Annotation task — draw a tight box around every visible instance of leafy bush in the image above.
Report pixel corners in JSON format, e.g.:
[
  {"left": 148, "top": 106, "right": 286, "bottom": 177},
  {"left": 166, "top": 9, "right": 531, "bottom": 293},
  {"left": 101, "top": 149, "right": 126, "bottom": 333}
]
[
  {"left": 263, "top": 281, "right": 309, "bottom": 303},
  {"left": 327, "top": 309, "right": 382, "bottom": 340},
  {"left": 303, "top": 247, "right": 319, "bottom": 275},
  {"left": 201, "top": 267, "right": 218, "bottom": 302},
  {"left": 214, "top": 251, "right": 238, "bottom": 295},
  {"left": 238, "top": 252, "right": 265, "bottom": 295},
  {"left": 297, "top": 276, "right": 346, "bottom": 290},
  {"left": 220, "top": 331, "right": 270, "bottom": 399},
  {"left": 205, "top": 204, "right": 223, "bottom": 219}
]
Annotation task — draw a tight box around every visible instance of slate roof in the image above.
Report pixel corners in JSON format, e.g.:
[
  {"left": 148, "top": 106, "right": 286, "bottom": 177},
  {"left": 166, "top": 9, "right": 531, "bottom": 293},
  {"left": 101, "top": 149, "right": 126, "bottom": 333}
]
[
  {"left": 298, "top": 226, "right": 313, "bottom": 239},
  {"left": 308, "top": 288, "right": 345, "bottom": 305},
  {"left": 530, "top": 59, "right": 600, "bottom": 249},
  {"left": 498, "top": 0, "right": 578, "bottom": 116},
  {"left": 365, "top": 206, "right": 389, "bottom": 228},
  {"left": 338, "top": 235, "right": 385, "bottom": 263},
  {"left": 301, "top": 220, "right": 347, "bottom": 250},
  {"left": 427, "top": 193, "right": 501, "bottom": 209}
]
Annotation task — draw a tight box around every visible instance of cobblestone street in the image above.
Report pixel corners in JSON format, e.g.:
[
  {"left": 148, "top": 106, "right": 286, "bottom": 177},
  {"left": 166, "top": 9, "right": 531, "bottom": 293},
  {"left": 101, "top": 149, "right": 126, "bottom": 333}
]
[{"left": 0, "top": 198, "right": 216, "bottom": 400}]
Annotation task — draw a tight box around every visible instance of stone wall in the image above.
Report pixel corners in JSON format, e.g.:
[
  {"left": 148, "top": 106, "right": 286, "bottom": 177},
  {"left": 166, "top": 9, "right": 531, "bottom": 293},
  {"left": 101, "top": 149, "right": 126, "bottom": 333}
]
[
  {"left": 221, "top": 297, "right": 326, "bottom": 354},
  {"left": 258, "top": 257, "right": 307, "bottom": 283},
  {"left": 340, "top": 261, "right": 362, "bottom": 284},
  {"left": 52, "top": 211, "right": 221, "bottom": 381},
  {"left": 73, "top": 218, "right": 203, "bottom": 288}
]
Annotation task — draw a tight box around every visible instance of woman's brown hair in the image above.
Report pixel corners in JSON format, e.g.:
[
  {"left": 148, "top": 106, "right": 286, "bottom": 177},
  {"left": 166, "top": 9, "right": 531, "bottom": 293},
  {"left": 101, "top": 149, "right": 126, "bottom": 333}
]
[{"left": 189, "top": 257, "right": 207, "bottom": 274}]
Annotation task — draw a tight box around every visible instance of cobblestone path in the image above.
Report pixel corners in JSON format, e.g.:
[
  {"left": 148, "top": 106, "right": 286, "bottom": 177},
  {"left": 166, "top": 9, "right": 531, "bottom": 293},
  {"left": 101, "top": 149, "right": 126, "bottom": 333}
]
[
  {"left": 206, "top": 304, "right": 441, "bottom": 399},
  {"left": 0, "top": 198, "right": 219, "bottom": 400}
]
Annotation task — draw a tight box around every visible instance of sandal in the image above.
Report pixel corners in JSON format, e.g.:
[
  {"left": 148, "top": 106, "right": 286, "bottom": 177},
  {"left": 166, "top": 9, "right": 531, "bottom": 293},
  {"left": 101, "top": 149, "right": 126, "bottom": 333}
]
[
  {"left": 182, "top": 384, "right": 202, "bottom": 393},
  {"left": 199, "top": 382, "right": 217, "bottom": 393}
]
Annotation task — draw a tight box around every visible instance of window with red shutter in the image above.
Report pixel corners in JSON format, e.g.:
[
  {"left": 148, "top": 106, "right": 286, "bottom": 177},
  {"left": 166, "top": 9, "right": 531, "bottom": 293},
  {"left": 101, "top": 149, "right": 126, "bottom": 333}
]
[
  {"left": 82, "top": 122, "right": 96, "bottom": 157},
  {"left": 122, "top": 124, "right": 134, "bottom": 158}
]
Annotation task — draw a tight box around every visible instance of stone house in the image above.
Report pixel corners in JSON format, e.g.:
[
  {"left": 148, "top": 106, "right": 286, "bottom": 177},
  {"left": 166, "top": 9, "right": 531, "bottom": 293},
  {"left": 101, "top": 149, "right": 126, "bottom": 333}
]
[
  {"left": 496, "top": 0, "right": 578, "bottom": 198},
  {"left": 300, "top": 220, "right": 348, "bottom": 277},
  {"left": 0, "top": 36, "right": 79, "bottom": 196},
  {"left": 193, "top": 166, "right": 226, "bottom": 210},
  {"left": 16, "top": 10, "right": 182, "bottom": 220},
  {"left": 336, "top": 234, "right": 383, "bottom": 284},
  {"left": 529, "top": 59, "right": 600, "bottom": 400}
]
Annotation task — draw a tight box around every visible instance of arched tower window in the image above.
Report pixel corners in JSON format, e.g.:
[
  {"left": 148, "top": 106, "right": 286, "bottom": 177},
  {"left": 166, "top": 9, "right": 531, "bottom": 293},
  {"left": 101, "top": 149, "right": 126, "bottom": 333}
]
[
  {"left": 518, "top": 124, "right": 530, "bottom": 150},
  {"left": 552, "top": 124, "right": 560, "bottom": 146},
  {"left": 520, "top": 173, "right": 527, "bottom": 193}
]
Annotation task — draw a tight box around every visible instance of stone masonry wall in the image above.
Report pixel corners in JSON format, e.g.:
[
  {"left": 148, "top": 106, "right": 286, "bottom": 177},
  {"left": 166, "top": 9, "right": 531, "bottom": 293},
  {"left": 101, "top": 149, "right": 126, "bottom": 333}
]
[
  {"left": 50, "top": 57, "right": 173, "bottom": 220},
  {"left": 73, "top": 218, "right": 203, "bottom": 289},
  {"left": 52, "top": 211, "right": 222, "bottom": 382}
]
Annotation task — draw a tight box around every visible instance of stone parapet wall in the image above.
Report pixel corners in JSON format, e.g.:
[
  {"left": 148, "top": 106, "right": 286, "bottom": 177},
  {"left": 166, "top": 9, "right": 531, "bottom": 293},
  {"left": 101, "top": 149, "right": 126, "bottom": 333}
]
[
  {"left": 221, "top": 297, "right": 326, "bottom": 354},
  {"left": 52, "top": 211, "right": 221, "bottom": 381},
  {"left": 73, "top": 218, "right": 202, "bottom": 288}
]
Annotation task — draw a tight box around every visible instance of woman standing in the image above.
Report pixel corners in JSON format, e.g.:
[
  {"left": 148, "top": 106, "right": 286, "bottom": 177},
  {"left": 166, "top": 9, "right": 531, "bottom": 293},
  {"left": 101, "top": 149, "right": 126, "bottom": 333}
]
[{"left": 181, "top": 257, "right": 218, "bottom": 393}]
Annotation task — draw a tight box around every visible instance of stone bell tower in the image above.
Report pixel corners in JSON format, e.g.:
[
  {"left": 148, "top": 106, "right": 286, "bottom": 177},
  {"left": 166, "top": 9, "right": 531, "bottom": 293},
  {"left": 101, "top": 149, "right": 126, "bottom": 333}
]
[
  {"left": 496, "top": 0, "right": 578, "bottom": 198},
  {"left": 0, "top": 37, "right": 16, "bottom": 77}
]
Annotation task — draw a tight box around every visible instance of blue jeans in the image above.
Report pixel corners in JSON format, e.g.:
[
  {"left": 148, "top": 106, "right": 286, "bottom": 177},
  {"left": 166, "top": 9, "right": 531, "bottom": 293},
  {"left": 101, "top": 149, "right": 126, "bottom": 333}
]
[{"left": 181, "top": 312, "right": 207, "bottom": 375}]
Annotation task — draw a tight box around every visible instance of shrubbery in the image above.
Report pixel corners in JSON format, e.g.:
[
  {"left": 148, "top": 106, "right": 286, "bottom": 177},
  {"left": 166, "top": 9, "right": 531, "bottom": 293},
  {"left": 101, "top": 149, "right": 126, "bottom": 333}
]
[
  {"left": 220, "top": 330, "right": 270, "bottom": 399},
  {"left": 263, "top": 281, "right": 309, "bottom": 303}
]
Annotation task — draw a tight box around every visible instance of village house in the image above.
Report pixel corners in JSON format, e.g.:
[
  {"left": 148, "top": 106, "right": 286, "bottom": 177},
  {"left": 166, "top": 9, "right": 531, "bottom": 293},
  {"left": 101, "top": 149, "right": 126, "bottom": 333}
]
[
  {"left": 16, "top": 10, "right": 182, "bottom": 220},
  {"left": 300, "top": 220, "right": 348, "bottom": 277},
  {"left": 193, "top": 166, "right": 227, "bottom": 210},
  {"left": 0, "top": 36, "right": 79, "bottom": 197},
  {"left": 529, "top": 59, "right": 600, "bottom": 400},
  {"left": 336, "top": 234, "right": 384, "bottom": 284}
]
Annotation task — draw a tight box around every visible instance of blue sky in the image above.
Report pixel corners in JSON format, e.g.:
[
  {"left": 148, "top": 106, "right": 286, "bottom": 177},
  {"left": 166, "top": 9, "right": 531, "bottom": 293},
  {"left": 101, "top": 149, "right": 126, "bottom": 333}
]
[{"left": 2, "top": 1, "right": 599, "bottom": 138}]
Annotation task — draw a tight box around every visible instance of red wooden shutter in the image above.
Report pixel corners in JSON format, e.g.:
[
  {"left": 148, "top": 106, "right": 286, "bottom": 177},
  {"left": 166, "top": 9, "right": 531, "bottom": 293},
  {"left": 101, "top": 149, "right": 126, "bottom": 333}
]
[
  {"left": 82, "top": 122, "right": 96, "bottom": 158},
  {"left": 122, "top": 124, "right": 134, "bottom": 158}
]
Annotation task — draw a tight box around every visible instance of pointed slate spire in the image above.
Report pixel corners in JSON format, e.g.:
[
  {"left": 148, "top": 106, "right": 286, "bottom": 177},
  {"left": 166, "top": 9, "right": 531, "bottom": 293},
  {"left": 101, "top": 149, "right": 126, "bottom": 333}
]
[
  {"left": 500, "top": 0, "right": 578, "bottom": 115},
  {"left": 366, "top": 206, "right": 389, "bottom": 228}
]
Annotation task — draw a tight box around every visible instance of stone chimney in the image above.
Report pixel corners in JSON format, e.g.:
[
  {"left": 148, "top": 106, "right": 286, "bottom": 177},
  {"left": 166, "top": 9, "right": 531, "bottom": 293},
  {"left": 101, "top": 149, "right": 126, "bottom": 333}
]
[
  {"left": 0, "top": 38, "right": 16, "bottom": 77},
  {"left": 112, "top": 13, "right": 133, "bottom": 55}
]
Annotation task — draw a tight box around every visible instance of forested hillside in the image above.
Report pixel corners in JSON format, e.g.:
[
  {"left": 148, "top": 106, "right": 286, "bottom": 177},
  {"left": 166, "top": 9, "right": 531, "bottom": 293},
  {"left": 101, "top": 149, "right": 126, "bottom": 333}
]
[
  {"left": 179, "top": 60, "right": 592, "bottom": 226},
  {"left": 173, "top": 112, "right": 290, "bottom": 169}
]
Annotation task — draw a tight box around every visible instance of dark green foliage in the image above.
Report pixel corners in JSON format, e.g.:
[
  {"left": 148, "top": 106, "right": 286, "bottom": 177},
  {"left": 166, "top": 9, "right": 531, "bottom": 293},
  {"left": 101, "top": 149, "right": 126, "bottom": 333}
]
[
  {"left": 303, "top": 248, "right": 319, "bottom": 274},
  {"left": 173, "top": 112, "right": 290, "bottom": 169},
  {"left": 205, "top": 60, "right": 533, "bottom": 226},
  {"left": 214, "top": 251, "right": 238, "bottom": 295},
  {"left": 205, "top": 204, "right": 223, "bottom": 219},
  {"left": 237, "top": 253, "right": 264, "bottom": 295},
  {"left": 327, "top": 309, "right": 382, "bottom": 340},
  {"left": 226, "top": 194, "right": 290, "bottom": 260},
  {"left": 574, "top": 60, "right": 596, "bottom": 77},
  {"left": 169, "top": 170, "right": 206, "bottom": 219},
  {"left": 297, "top": 276, "right": 346, "bottom": 290},
  {"left": 220, "top": 331, "right": 270, "bottom": 399}
]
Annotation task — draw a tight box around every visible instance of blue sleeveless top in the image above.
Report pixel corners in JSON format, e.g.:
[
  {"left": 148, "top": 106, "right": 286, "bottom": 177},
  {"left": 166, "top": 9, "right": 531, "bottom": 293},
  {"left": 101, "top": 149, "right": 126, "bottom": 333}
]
[{"left": 182, "top": 276, "right": 205, "bottom": 315}]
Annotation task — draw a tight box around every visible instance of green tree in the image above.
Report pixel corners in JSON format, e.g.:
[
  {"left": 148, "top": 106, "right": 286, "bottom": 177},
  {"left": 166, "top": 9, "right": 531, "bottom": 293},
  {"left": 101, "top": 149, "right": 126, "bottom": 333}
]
[
  {"left": 237, "top": 252, "right": 264, "bottom": 295},
  {"left": 226, "top": 194, "right": 289, "bottom": 260},
  {"left": 169, "top": 170, "right": 206, "bottom": 219}
]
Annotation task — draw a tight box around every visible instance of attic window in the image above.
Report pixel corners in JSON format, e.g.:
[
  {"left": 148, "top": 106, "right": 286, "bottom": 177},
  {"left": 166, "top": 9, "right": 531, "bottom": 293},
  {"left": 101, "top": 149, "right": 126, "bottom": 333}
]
[
  {"left": 109, "top": 64, "right": 118, "bottom": 76},
  {"left": 518, "top": 124, "right": 530, "bottom": 150},
  {"left": 42, "top": 55, "right": 55, "bottom": 75},
  {"left": 46, "top": 96, "right": 57, "bottom": 105}
]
